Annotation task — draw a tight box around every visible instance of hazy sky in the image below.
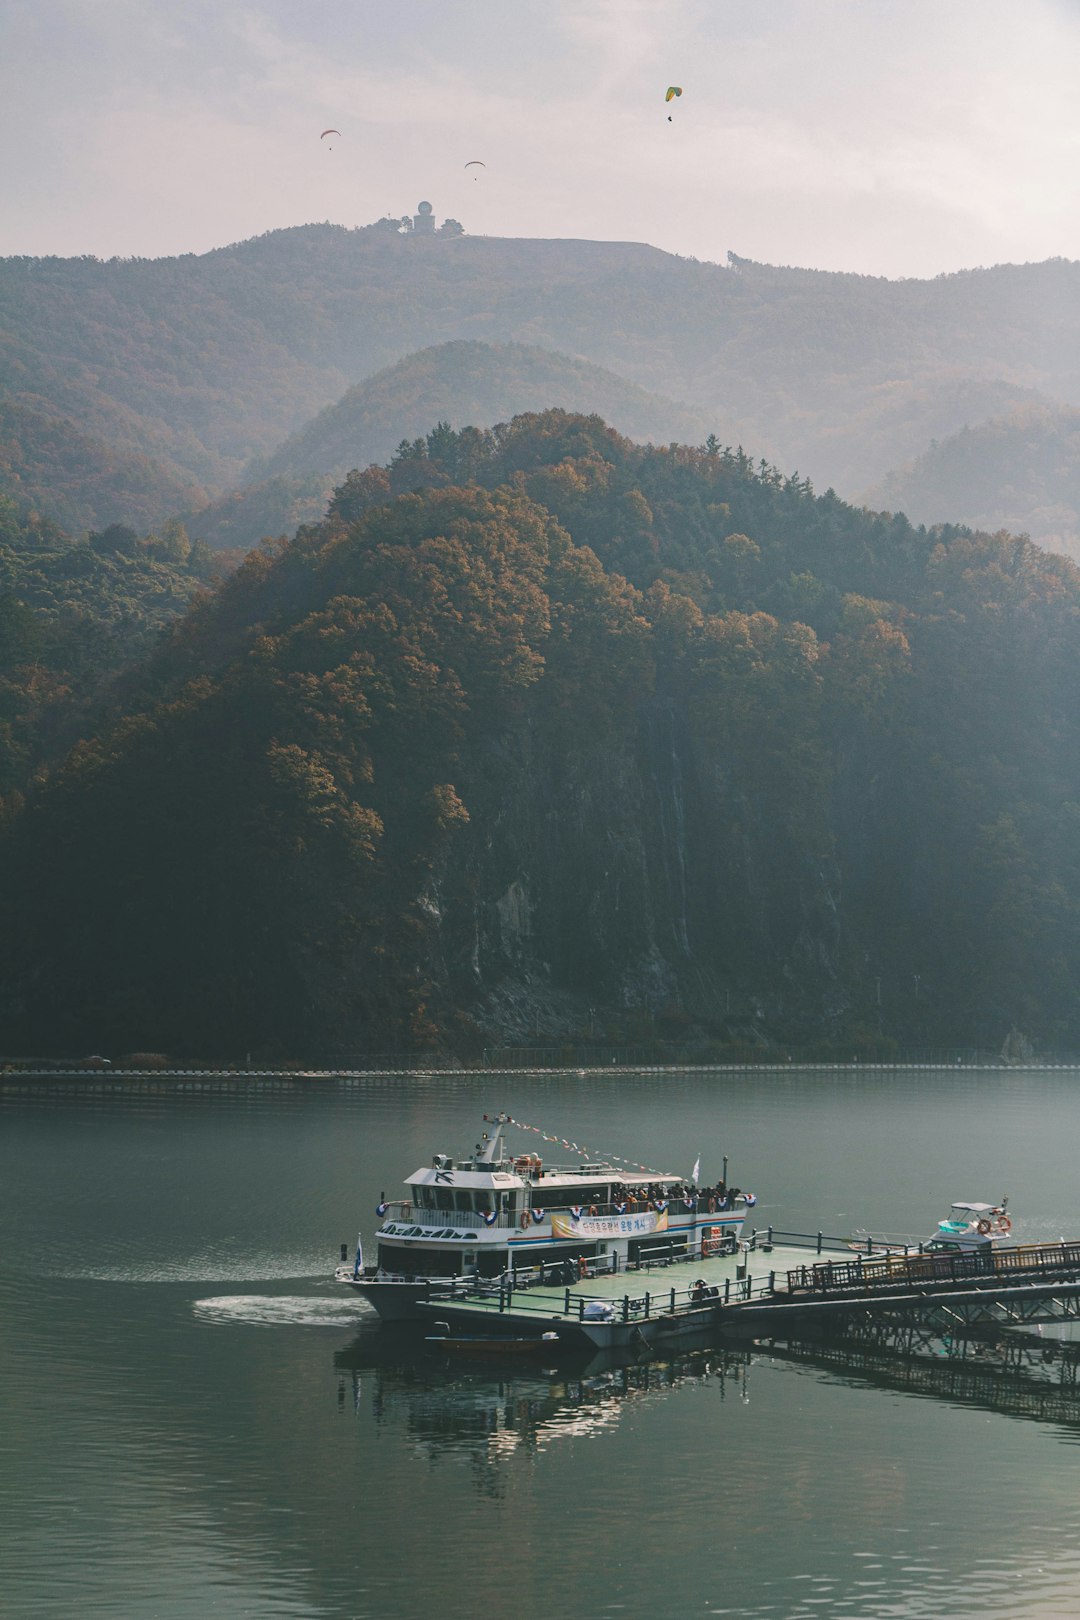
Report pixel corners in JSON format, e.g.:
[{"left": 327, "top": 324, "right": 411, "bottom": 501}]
[{"left": 3, "top": 0, "right": 1079, "bottom": 277}]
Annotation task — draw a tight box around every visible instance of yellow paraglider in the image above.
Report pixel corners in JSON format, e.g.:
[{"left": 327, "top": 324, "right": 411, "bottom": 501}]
[{"left": 665, "top": 86, "right": 682, "bottom": 122}]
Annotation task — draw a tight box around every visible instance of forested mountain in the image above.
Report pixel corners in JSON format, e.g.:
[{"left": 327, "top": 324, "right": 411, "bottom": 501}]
[
  {"left": 2, "top": 411, "right": 1078, "bottom": 1061},
  {"left": 0, "top": 400, "right": 203, "bottom": 536},
  {"left": 185, "top": 339, "right": 710, "bottom": 551},
  {"left": 2, "top": 223, "right": 1077, "bottom": 535},
  {"left": 868, "top": 403, "right": 1080, "bottom": 559},
  {"left": 0, "top": 497, "right": 214, "bottom": 794}
]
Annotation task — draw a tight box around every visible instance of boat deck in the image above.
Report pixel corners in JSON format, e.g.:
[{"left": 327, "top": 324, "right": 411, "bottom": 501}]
[{"left": 416, "top": 1236, "right": 833, "bottom": 1348}]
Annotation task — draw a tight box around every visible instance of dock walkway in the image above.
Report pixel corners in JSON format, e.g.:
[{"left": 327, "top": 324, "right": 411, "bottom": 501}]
[{"left": 416, "top": 1231, "right": 1080, "bottom": 1350}]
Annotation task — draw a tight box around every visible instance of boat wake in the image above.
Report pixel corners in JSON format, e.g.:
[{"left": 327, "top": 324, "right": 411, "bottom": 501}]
[
  {"left": 56, "top": 1251, "right": 331, "bottom": 1283},
  {"left": 192, "top": 1293, "right": 367, "bottom": 1328}
]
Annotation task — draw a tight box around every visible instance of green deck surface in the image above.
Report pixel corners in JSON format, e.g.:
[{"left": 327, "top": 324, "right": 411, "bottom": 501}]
[{"left": 421, "top": 1240, "right": 843, "bottom": 1325}]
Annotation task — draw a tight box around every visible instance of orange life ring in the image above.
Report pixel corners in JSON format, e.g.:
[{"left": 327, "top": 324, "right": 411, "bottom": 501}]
[
  {"left": 977, "top": 1219, "right": 992, "bottom": 1235},
  {"left": 998, "top": 1215, "right": 1012, "bottom": 1232},
  {"left": 520, "top": 1210, "right": 531, "bottom": 1229}
]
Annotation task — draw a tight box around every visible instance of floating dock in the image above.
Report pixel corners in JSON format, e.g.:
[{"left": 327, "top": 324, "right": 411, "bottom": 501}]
[
  {"left": 415, "top": 1231, "right": 1080, "bottom": 1351},
  {"left": 414, "top": 1233, "right": 839, "bottom": 1351}
]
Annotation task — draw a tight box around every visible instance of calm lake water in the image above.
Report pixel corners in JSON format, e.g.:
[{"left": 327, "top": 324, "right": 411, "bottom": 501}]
[{"left": 5, "top": 1066, "right": 1080, "bottom": 1619}]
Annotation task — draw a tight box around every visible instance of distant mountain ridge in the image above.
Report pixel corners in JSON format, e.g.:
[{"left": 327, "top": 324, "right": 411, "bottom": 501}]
[
  {"left": 0, "top": 399, "right": 203, "bottom": 532},
  {"left": 254, "top": 339, "right": 711, "bottom": 482},
  {"left": 186, "top": 339, "right": 711, "bottom": 550},
  {"left": 2, "top": 222, "right": 1078, "bottom": 535},
  {"left": 866, "top": 402, "right": 1080, "bottom": 559}
]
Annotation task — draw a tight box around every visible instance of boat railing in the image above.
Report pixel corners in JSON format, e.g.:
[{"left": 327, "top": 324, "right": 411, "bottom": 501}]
[
  {"left": 381, "top": 1203, "right": 518, "bottom": 1230},
  {"left": 762, "top": 1227, "right": 880, "bottom": 1255},
  {"left": 383, "top": 1196, "right": 741, "bottom": 1229},
  {"left": 848, "top": 1228, "right": 926, "bottom": 1252}
]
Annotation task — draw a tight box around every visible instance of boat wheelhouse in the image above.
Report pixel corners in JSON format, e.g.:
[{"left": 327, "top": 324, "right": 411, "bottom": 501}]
[{"left": 336, "top": 1112, "right": 755, "bottom": 1321}]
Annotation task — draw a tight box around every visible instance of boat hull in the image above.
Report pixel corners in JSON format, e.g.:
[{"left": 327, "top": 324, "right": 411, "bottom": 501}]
[{"left": 337, "top": 1272, "right": 463, "bottom": 1322}]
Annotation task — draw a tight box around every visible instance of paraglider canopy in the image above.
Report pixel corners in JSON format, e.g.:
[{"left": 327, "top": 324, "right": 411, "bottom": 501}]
[
  {"left": 320, "top": 128, "right": 341, "bottom": 145},
  {"left": 464, "top": 160, "right": 486, "bottom": 180},
  {"left": 664, "top": 86, "right": 682, "bottom": 102}
]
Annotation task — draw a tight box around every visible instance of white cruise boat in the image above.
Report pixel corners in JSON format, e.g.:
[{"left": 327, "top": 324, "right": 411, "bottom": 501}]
[{"left": 335, "top": 1112, "right": 755, "bottom": 1321}]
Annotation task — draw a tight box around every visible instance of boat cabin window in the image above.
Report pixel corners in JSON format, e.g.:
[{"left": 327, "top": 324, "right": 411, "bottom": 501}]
[
  {"left": 539, "top": 1185, "right": 611, "bottom": 1209},
  {"left": 377, "top": 1245, "right": 464, "bottom": 1277}
]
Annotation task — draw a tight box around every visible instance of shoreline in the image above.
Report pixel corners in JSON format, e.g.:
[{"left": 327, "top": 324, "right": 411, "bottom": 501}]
[{"left": 3, "top": 1060, "right": 1079, "bottom": 1084}]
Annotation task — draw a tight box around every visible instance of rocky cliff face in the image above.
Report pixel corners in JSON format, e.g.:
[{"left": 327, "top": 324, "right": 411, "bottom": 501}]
[{"left": 427, "top": 699, "right": 848, "bottom": 1048}]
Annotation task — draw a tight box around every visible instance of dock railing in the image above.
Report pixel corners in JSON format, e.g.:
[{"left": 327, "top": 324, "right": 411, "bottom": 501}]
[
  {"left": 786, "top": 1239, "right": 1080, "bottom": 1298},
  {"left": 444, "top": 1271, "right": 780, "bottom": 1323}
]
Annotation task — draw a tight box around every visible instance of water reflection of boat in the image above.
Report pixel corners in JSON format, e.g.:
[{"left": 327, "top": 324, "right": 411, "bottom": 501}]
[
  {"left": 333, "top": 1325, "right": 751, "bottom": 1467},
  {"left": 336, "top": 1111, "right": 753, "bottom": 1322}
]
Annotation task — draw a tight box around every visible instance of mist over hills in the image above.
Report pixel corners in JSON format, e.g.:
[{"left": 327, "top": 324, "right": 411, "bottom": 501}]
[
  {"left": 867, "top": 402, "right": 1080, "bottom": 559},
  {"left": 185, "top": 339, "right": 711, "bottom": 550},
  {"left": 0, "top": 399, "right": 202, "bottom": 535},
  {"left": 3, "top": 227, "right": 1078, "bottom": 1062},
  {"left": 2, "top": 221, "right": 1078, "bottom": 537},
  {"left": 256, "top": 339, "right": 710, "bottom": 482}
]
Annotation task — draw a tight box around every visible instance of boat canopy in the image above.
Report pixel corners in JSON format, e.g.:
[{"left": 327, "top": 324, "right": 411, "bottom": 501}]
[{"left": 949, "top": 1202, "right": 997, "bottom": 1214}]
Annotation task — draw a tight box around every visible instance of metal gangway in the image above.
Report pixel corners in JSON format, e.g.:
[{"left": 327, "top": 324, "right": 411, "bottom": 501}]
[{"left": 720, "top": 1235, "right": 1080, "bottom": 1336}]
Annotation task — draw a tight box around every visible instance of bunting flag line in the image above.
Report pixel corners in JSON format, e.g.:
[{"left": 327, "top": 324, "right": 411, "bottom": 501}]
[{"left": 494, "top": 1112, "right": 709, "bottom": 1180}]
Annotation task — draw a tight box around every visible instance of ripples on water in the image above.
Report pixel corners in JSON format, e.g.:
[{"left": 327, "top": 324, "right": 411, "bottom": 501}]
[{"left": 7, "top": 1070, "right": 1080, "bottom": 1618}]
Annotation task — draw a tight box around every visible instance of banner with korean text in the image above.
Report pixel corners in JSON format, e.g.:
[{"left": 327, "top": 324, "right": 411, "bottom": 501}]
[{"left": 550, "top": 1210, "right": 669, "bottom": 1240}]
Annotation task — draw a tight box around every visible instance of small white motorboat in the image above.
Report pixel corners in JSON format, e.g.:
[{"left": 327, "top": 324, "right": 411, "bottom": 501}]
[{"left": 926, "top": 1198, "right": 1013, "bottom": 1252}]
